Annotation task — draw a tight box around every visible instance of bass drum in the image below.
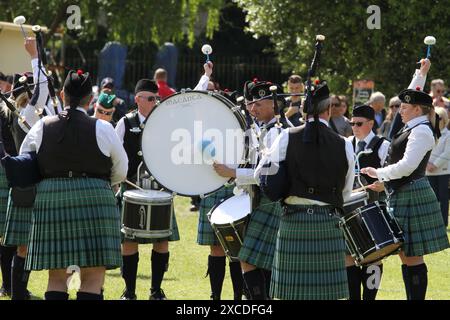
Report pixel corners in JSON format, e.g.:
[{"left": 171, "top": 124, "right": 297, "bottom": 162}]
[{"left": 141, "top": 91, "right": 247, "bottom": 197}]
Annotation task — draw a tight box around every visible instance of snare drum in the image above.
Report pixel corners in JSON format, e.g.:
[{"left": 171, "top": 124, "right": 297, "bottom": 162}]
[
  {"left": 208, "top": 193, "right": 251, "bottom": 262},
  {"left": 339, "top": 201, "right": 404, "bottom": 266},
  {"left": 343, "top": 191, "right": 369, "bottom": 215},
  {"left": 121, "top": 189, "right": 174, "bottom": 239},
  {"left": 141, "top": 91, "right": 248, "bottom": 197}
]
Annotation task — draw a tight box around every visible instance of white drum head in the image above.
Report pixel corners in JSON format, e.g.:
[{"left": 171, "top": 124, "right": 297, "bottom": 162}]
[
  {"left": 123, "top": 189, "right": 173, "bottom": 202},
  {"left": 209, "top": 194, "right": 251, "bottom": 225},
  {"left": 141, "top": 91, "right": 246, "bottom": 196}
]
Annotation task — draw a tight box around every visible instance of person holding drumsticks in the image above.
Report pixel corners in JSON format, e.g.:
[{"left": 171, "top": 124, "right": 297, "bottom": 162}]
[
  {"left": 116, "top": 62, "right": 213, "bottom": 300},
  {"left": 213, "top": 80, "right": 289, "bottom": 300},
  {"left": 361, "top": 59, "right": 449, "bottom": 300},
  {"left": 345, "top": 104, "right": 390, "bottom": 300}
]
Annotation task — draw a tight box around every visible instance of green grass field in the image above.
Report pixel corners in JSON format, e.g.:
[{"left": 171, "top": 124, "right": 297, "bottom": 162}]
[{"left": 1, "top": 196, "right": 449, "bottom": 300}]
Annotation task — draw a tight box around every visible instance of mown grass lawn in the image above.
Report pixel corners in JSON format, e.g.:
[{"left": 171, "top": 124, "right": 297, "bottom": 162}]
[{"left": 1, "top": 196, "right": 449, "bottom": 300}]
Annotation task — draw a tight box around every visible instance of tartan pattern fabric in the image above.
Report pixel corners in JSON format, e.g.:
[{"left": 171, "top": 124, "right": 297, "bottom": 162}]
[
  {"left": 271, "top": 205, "right": 349, "bottom": 300},
  {"left": 238, "top": 195, "right": 282, "bottom": 270},
  {"left": 0, "top": 167, "right": 9, "bottom": 237},
  {"left": 197, "top": 186, "right": 235, "bottom": 246},
  {"left": 2, "top": 191, "right": 33, "bottom": 246},
  {"left": 122, "top": 208, "right": 180, "bottom": 244},
  {"left": 25, "top": 178, "right": 122, "bottom": 271},
  {"left": 389, "top": 178, "right": 449, "bottom": 257}
]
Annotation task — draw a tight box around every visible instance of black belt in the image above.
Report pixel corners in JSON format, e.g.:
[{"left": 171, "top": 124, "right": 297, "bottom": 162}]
[
  {"left": 44, "top": 171, "right": 109, "bottom": 181},
  {"left": 282, "top": 204, "right": 340, "bottom": 217}
]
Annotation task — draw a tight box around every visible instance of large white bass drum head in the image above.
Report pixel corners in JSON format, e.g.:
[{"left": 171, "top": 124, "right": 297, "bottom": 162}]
[{"left": 141, "top": 91, "right": 247, "bottom": 197}]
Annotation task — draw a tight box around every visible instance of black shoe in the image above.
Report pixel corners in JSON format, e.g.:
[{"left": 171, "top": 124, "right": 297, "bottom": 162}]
[
  {"left": 24, "top": 290, "right": 32, "bottom": 300},
  {"left": 149, "top": 288, "right": 167, "bottom": 300},
  {"left": 189, "top": 205, "right": 199, "bottom": 212},
  {"left": 0, "top": 286, "right": 11, "bottom": 298},
  {"left": 120, "top": 290, "right": 137, "bottom": 300}
]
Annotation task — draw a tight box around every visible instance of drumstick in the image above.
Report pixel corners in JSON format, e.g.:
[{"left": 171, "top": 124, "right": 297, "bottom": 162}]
[
  {"left": 352, "top": 186, "right": 367, "bottom": 193},
  {"left": 125, "top": 180, "right": 145, "bottom": 191}
]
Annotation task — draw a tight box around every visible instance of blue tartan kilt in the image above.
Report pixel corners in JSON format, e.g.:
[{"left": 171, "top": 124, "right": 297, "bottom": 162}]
[
  {"left": 238, "top": 195, "right": 282, "bottom": 270},
  {"left": 389, "top": 178, "right": 449, "bottom": 257},
  {"left": 0, "top": 167, "right": 10, "bottom": 237},
  {"left": 271, "top": 205, "right": 348, "bottom": 300},
  {"left": 25, "top": 178, "right": 123, "bottom": 271},
  {"left": 197, "top": 186, "right": 235, "bottom": 246}
]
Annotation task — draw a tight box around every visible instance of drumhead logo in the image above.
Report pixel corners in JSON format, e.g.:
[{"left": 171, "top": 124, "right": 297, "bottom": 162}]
[{"left": 139, "top": 206, "right": 146, "bottom": 229}]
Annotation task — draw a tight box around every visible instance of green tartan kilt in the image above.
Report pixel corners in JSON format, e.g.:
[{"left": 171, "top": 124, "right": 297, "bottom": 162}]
[
  {"left": 197, "top": 186, "right": 234, "bottom": 246},
  {"left": 121, "top": 208, "right": 180, "bottom": 244},
  {"left": 0, "top": 167, "right": 9, "bottom": 237},
  {"left": 25, "top": 178, "right": 122, "bottom": 271},
  {"left": 389, "top": 178, "right": 449, "bottom": 257},
  {"left": 238, "top": 196, "right": 282, "bottom": 270},
  {"left": 2, "top": 190, "right": 33, "bottom": 246},
  {"left": 271, "top": 205, "right": 349, "bottom": 300}
]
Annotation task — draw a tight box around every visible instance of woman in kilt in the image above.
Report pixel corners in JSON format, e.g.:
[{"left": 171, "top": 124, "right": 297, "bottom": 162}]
[
  {"left": 213, "top": 80, "right": 288, "bottom": 300},
  {"left": 19, "top": 69, "right": 128, "bottom": 300},
  {"left": 362, "top": 63, "right": 450, "bottom": 300},
  {"left": 255, "top": 81, "right": 355, "bottom": 300},
  {"left": 1, "top": 37, "right": 56, "bottom": 300}
]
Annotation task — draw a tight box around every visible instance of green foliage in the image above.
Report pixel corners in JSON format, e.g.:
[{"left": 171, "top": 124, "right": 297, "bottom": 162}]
[
  {"left": 0, "top": 0, "right": 225, "bottom": 47},
  {"left": 234, "top": 0, "right": 450, "bottom": 98}
]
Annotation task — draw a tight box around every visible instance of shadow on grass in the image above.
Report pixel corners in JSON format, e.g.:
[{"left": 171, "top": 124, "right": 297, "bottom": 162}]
[{"left": 107, "top": 272, "right": 178, "bottom": 282}]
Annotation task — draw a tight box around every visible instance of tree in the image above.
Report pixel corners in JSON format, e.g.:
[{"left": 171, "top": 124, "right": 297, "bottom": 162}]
[
  {"left": 234, "top": 0, "right": 450, "bottom": 98},
  {"left": 0, "top": 0, "right": 225, "bottom": 46}
]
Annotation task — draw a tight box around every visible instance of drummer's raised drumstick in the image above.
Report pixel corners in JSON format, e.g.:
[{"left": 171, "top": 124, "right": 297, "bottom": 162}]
[{"left": 125, "top": 179, "right": 145, "bottom": 191}]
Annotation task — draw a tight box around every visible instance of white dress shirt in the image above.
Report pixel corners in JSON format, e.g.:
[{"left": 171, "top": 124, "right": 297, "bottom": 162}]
[
  {"left": 427, "top": 127, "right": 450, "bottom": 176},
  {"left": 377, "top": 115, "right": 434, "bottom": 182},
  {"left": 348, "top": 131, "right": 390, "bottom": 167},
  {"left": 235, "top": 117, "right": 282, "bottom": 186},
  {"left": 20, "top": 107, "right": 128, "bottom": 186},
  {"left": 194, "top": 75, "right": 210, "bottom": 91},
  {"left": 18, "top": 58, "right": 55, "bottom": 133},
  {"left": 254, "top": 118, "right": 355, "bottom": 205}
]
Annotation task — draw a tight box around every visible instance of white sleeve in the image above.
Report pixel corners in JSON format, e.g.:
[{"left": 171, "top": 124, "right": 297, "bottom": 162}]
[
  {"left": 343, "top": 139, "right": 355, "bottom": 202},
  {"left": 115, "top": 117, "right": 126, "bottom": 145},
  {"left": 194, "top": 75, "right": 210, "bottom": 91},
  {"left": 19, "top": 118, "right": 44, "bottom": 154},
  {"left": 408, "top": 69, "right": 427, "bottom": 90},
  {"left": 377, "top": 126, "right": 434, "bottom": 181},
  {"left": 235, "top": 168, "right": 257, "bottom": 186},
  {"left": 431, "top": 137, "right": 450, "bottom": 169},
  {"left": 378, "top": 140, "right": 390, "bottom": 167},
  {"left": 96, "top": 120, "right": 128, "bottom": 185},
  {"left": 31, "top": 58, "right": 50, "bottom": 112}
]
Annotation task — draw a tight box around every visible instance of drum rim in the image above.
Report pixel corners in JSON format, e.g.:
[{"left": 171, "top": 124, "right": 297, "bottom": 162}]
[
  {"left": 122, "top": 189, "right": 173, "bottom": 203},
  {"left": 140, "top": 90, "right": 249, "bottom": 197},
  {"left": 208, "top": 193, "right": 251, "bottom": 224}
]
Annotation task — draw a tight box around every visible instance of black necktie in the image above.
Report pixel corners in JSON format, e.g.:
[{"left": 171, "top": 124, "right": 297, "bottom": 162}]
[{"left": 356, "top": 140, "right": 367, "bottom": 154}]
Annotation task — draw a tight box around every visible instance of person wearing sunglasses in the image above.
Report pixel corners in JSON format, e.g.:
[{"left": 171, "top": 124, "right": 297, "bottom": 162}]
[
  {"left": 115, "top": 79, "right": 179, "bottom": 301},
  {"left": 345, "top": 104, "right": 390, "bottom": 301},
  {"left": 379, "top": 96, "right": 401, "bottom": 139},
  {"left": 361, "top": 59, "right": 449, "bottom": 300},
  {"left": 94, "top": 92, "right": 117, "bottom": 126}
]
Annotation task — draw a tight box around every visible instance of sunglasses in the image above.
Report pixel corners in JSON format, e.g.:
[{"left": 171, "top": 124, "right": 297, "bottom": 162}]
[
  {"left": 390, "top": 104, "right": 400, "bottom": 108},
  {"left": 138, "top": 95, "right": 160, "bottom": 102},
  {"left": 349, "top": 121, "right": 369, "bottom": 127},
  {"left": 97, "top": 109, "right": 114, "bottom": 116},
  {"left": 331, "top": 102, "right": 341, "bottom": 107}
]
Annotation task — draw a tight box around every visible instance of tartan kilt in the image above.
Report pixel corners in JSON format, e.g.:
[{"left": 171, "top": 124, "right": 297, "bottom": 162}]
[
  {"left": 122, "top": 208, "right": 180, "bottom": 244},
  {"left": 271, "top": 205, "right": 348, "bottom": 300},
  {"left": 2, "top": 191, "right": 33, "bottom": 246},
  {"left": 0, "top": 167, "right": 9, "bottom": 237},
  {"left": 25, "top": 178, "right": 122, "bottom": 271},
  {"left": 197, "top": 185, "right": 234, "bottom": 246},
  {"left": 238, "top": 195, "right": 282, "bottom": 270},
  {"left": 389, "top": 178, "right": 449, "bottom": 257}
]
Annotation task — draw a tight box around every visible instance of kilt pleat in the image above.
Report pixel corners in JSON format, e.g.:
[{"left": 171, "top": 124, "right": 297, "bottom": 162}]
[
  {"left": 271, "top": 206, "right": 349, "bottom": 300},
  {"left": 25, "top": 178, "right": 122, "bottom": 271},
  {"left": 389, "top": 178, "right": 449, "bottom": 257},
  {"left": 0, "top": 167, "right": 9, "bottom": 237},
  {"left": 2, "top": 190, "right": 33, "bottom": 246},
  {"left": 197, "top": 186, "right": 234, "bottom": 246},
  {"left": 238, "top": 196, "right": 282, "bottom": 270}
]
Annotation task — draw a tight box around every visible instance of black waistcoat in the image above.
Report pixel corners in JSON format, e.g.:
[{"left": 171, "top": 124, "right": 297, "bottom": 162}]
[
  {"left": 386, "top": 122, "right": 432, "bottom": 191},
  {"left": 123, "top": 111, "right": 144, "bottom": 181},
  {"left": 286, "top": 121, "right": 348, "bottom": 208},
  {"left": 37, "top": 110, "right": 112, "bottom": 180}
]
